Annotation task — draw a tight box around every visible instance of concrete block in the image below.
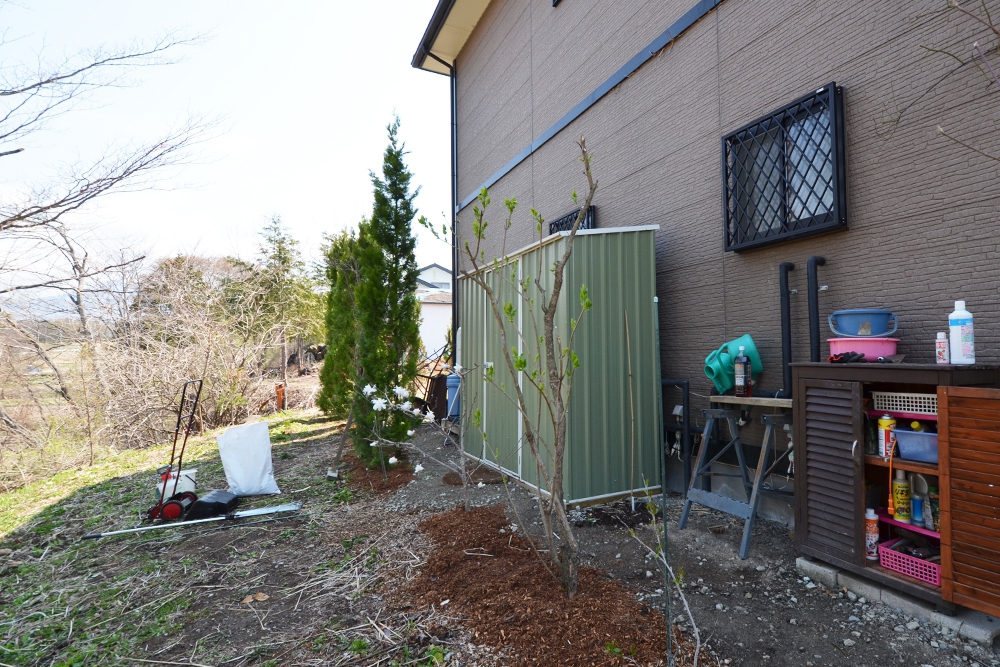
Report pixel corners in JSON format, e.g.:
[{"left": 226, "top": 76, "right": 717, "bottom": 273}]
[
  {"left": 881, "top": 588, "right": 936, "bottom": 620},
  {"left": 928, "top": 610, "right": 964, "bottom": 634},
  {"left": 837, "top": 571, "right": 883, "bottom": 604},
  {"left": 954, "top": 608, "right": 1000, "bottom": 646},
  {"left": 795, "top": 557, "right": 839, "bottom": 590},
  {"left": 710, "top": 462, "right": 794, "bottom": 526}
]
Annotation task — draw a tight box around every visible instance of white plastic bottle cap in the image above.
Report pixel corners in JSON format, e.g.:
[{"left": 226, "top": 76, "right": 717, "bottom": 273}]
[
  {"left": 955, "top": 300, "right": 966, "bottom": 311},
  {"left": 937, "top": 332, "right": 947, "bottom": 340}
]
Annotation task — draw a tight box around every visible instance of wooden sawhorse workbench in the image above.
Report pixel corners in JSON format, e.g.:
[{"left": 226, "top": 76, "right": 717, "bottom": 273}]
[{"left": 678, "top": 395, "right": 793, "bottom": 559}]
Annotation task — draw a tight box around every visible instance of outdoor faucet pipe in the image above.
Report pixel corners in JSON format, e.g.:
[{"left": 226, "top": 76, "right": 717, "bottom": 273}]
[
  {"left": 661, "top": 378, "right": 691, "bottom": 491},
  {"left": 422, "top": 46, "right": 459, "bottom": 364},
  {"left": 807, "top": 256, "right": 826, "bottom": 363}
]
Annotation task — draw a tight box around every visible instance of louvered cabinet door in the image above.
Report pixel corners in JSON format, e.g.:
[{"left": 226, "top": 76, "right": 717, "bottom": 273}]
[
  {"left": 794, "top": 379, "right": 864, "bottom": 565},
  {"left": 938, "top": 386, "right": 1000, "bottom": 616}
]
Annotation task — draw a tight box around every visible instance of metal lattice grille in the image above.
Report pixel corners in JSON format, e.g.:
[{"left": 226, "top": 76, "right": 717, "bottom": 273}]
[
  {"left": 724, "top": 84, "right": 846, "bottom": 252},
  {"left": 548, "top": 205, "right": 595, "bottom": 235}
]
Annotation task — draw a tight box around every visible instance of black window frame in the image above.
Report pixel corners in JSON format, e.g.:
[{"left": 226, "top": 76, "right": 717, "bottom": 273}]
[
  {"left": 548, "top": 205, "right": 595, "bottom": 235},
  {"left": 722, "top": 83, "right": 847, "bottom": 252}
]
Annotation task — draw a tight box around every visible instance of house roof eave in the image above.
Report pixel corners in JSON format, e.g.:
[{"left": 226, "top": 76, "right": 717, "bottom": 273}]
[{"left": 411, "top": 0, "right": 492, "bottom": 74}]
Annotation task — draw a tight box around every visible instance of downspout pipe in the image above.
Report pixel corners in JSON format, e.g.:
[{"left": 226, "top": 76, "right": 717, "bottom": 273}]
[
  {"left": 423, "top": 47, "right": 459, "bottom": 364},
  {"left": 807, "top": 256, "right": 826, "bottom": 363},
  {"left": 755, "top": 261, "right": 795, "bottom": 399}
]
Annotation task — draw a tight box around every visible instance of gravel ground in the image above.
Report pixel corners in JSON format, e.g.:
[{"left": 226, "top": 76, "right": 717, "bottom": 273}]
[{"left": 396, "top": 422, "right": 1000, "bottom": 667}]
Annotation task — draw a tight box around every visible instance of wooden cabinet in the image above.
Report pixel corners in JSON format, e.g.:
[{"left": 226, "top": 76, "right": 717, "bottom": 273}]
[
  {"left": 792, "top": 363, "right": 1000, "bottom": 611},
  {"left": 794, "top": 379, "right": 864, "bottom": 565},
  {"left": 938, "top": 386, "right": 1000, "bottom": 616}
]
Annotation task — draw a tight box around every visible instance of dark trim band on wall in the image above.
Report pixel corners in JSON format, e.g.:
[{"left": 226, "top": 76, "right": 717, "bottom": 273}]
[{"left": 457, "top": 0, "right": 722, "bottom": 212}]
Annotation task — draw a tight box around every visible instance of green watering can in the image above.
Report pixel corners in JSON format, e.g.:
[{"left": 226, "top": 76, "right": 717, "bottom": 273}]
[{"left": 704, "top": 334, "right": 764, "bottom": 394}]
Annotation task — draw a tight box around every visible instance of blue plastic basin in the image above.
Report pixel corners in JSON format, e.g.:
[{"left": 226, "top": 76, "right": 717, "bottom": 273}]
[
  {"left": 829, "top": 309, "right": 898, "bottom": 337},
  {"left": 895, "top": 430, "right": 938, "bottom": 464}
]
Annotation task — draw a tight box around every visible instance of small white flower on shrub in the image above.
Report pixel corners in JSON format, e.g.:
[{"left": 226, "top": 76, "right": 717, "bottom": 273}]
[
  {"left": 453, "top": 365, "right": 463, "bottom": 373},
  {"left": 372, "top": 397, "right": 388, "bottom": 411},
  {"left": 406, "top": 429, "right": 415, "bottom": 436},
  {"left": 400, "top": 401, "right": 412, "bottom": 411},
  {"left": 388, "top": 456, "right": 398, "bottom": 465},
  {"left": 414, "top": 464, "right": 424, "bottom": 473},
  {"left": 363, "top": 384, "right": 377, "bottom": 396},
  {"left": 369, "top": 441, "right": 378, "bottom": 447},
  {"left": 393, "top": 386, "right": 409, "bottom": 399}
]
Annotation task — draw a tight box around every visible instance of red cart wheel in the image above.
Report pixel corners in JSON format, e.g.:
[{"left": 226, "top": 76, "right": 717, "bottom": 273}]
[
  {"left": 161, "top": 499, "right": 185, "bottom": 521},
  {"left": 179, "top": 491, "right": 198, "bottom": 503}
]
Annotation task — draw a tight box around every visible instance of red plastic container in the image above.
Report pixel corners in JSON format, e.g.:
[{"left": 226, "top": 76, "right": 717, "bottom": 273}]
[
  {"left": 828, "top": 337, "right": 899, "bottom": 361},
  {"left": 878, "top": 538, "right": 941, "bottom": 587}
]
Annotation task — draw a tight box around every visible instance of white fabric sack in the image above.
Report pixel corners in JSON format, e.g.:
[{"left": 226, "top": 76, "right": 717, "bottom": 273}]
[{"left": 217, "top": 421, "right": 281, "bottom": 496}]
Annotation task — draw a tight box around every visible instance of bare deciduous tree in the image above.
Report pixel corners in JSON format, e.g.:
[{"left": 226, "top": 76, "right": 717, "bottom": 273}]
[{"left": 0, "top": 29, "right": 215, "bottom": 471}]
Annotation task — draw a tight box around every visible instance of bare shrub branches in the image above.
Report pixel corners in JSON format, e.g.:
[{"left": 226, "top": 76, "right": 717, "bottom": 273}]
[
  {"left": 0, "top": 31, "right": 205, "bottom": 145},
  {"left": 1, "top": 118, "right": 216, "bottom": 234}
]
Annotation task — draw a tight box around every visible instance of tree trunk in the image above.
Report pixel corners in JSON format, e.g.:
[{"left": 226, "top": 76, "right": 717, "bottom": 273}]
[
  {"left": 281, "top": 330, "right": 288, "bottom": 386},
  {"left": 331, "top": 406, "right": 354, "bottom": 471}
]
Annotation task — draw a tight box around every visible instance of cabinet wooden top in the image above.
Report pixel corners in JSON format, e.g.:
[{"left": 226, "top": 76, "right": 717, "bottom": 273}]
[{"left": 791, "top": 363, "right": 1000, "bottom": 386}]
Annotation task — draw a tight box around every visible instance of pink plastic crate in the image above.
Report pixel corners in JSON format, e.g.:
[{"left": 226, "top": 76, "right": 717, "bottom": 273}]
[{"left": 878, "top": 538, "right": 941, "bottom": 587}]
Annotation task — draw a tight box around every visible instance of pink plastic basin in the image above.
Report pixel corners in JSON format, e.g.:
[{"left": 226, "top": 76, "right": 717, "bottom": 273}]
[{"left": 827, "top": 337, "right": 899, "bottom": 361}]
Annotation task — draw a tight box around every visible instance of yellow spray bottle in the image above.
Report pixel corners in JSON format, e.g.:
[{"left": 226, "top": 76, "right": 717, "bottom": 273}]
[{"left": 891, "top": 469, "right": 911, "bottom": 524}]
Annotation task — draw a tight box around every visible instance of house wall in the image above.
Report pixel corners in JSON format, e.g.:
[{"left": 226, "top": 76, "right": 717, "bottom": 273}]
[
  {"left": 419, "top": 265, "right": 453, "bottom": 288},
  {"left": 452, "top": 0, "right": 1000, "bottom": 460},
  {"left": 419, "top": 300, "right": 452, "bottom": 355}
]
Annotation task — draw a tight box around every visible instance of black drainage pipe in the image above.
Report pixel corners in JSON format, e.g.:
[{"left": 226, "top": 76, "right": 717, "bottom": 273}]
[
  {"left": 808, "top": 256, "right": 826, "bottom": 363},
  {"left": 756, "top": 261, "right": 795, "bottom": 398}
]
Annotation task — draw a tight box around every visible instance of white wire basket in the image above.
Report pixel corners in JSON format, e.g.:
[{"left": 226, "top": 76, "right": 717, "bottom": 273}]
[{"left": 871, "top": 392, "right": 938, "bottom": 416}]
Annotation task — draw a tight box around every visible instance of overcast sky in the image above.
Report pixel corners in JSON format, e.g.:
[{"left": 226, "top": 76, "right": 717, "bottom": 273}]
[{"left": 1, "top": 1, "right": 452, "bottom": 268}]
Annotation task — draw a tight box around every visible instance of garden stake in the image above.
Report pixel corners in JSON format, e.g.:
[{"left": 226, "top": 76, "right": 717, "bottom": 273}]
[{"left": 625, "top": 308, "right": 636, "bottom": 513}]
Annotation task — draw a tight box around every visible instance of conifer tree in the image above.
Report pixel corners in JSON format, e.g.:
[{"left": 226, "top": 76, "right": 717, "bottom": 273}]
[
  {"left": 352, "top": 117, "right": 422, "bottom": 463},
  {"left": 317, "top": 230, "right": 360, "bottom": 419},
  {"left": 319, "top": 117, "right": 422, "bottom": 465}
]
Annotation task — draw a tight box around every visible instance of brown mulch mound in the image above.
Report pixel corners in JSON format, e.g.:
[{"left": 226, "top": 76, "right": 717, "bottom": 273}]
[
  {"left": 411, "top": 505, "right": 706, "bottom": 666},
  {"left": 342, "top": 449, "right": 414, "bottom": 495}
]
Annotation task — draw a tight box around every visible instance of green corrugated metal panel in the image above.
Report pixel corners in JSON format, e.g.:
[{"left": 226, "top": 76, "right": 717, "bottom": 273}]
[
  {"left": 563, "top": 229, "right": 660, "bottom": 503},
  {"left": 458, "top": 226, "right": 661, "bottom": 504},
  {"left": 518, "top": 245, "right": 559, "bottom": 493},
  {"left": 482, "top": 271, "right": 520, "bottom": 475},
  {"left": 460, "top": 278, "right": 485, "bottom": 460}
]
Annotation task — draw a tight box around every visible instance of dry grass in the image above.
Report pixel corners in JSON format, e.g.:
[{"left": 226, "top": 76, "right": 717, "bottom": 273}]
[{"left": 0, "top": 410, "right": 491, "bottom": 666}]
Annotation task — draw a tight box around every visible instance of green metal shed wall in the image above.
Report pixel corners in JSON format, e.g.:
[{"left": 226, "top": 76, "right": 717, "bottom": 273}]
[
  {"left": 563, "top": 229, "right": 660, "bottom": 503},
  {"left": 459, "top": 226, "right": 661, "bottom": 504}
]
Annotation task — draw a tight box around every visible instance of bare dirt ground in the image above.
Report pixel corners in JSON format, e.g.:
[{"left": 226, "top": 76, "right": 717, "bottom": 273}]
[{"left": 2, "top": 409, "right": 999, "bottom": 666}]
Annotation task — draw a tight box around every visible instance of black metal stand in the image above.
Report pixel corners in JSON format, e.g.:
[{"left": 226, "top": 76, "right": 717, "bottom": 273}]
[{"left": 678, "top": 410, "right": 792, "bottom": 558}]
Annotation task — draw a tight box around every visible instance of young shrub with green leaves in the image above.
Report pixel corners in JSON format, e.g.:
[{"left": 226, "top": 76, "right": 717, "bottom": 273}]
[{"left": 460, "top": 138, "right": 598, "bottom": 599}]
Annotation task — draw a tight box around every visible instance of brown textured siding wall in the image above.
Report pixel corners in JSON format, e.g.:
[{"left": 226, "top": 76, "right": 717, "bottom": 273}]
[{"left": 453, "top": 0, "right": 1000, "bottom": 409}]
